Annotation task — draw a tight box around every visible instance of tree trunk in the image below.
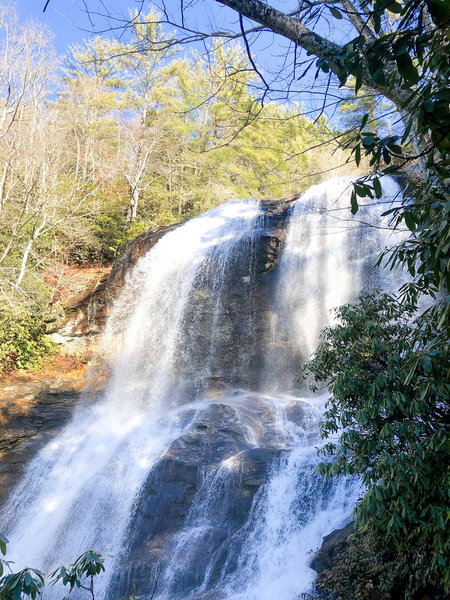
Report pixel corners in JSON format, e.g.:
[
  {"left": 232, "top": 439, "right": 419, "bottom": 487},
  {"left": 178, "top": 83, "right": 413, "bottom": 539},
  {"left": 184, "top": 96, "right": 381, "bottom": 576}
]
[
  {"left": 127, "top": 185, "right": 139, "bottom": 223},
  {"left": 16, "top": 237, "right": 34, "bottom": 288},
  {"left": 0, "top": 161, "right": 9, "bottom": 214},
  {"left": 216, "top": 0, "right": 427, "bottom": 161},
  {"left": 15, "top": 220, "right": 46, "bottom": 288}
]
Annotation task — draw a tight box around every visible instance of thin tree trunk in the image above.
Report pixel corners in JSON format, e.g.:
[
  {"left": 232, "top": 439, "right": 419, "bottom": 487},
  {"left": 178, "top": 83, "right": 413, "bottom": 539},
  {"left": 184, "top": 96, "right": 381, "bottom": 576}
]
[
  {"left": 15, "top": 219, "right": 45, "bottom": 288},
  {"left": 0, "top": 161, "right": 9, "bottom": 214},
  {"left": 15, "top": 237, "right": 34, "bottom": 287},
  {"left": 127, "top": 185, "right": 139, "bottom": 223}
]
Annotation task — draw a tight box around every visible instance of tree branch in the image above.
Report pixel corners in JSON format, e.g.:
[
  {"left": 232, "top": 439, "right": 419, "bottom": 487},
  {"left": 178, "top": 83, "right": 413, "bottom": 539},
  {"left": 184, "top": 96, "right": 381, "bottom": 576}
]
[{"left": 216, "top": 0, "right": 343, "bottom": 72}]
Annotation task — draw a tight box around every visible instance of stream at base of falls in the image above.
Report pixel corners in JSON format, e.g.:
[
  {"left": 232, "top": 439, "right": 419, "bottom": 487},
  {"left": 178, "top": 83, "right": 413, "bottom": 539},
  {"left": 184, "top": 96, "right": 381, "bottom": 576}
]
[{"left": 1, "top": 176, "right": 405, "bottom": 600}]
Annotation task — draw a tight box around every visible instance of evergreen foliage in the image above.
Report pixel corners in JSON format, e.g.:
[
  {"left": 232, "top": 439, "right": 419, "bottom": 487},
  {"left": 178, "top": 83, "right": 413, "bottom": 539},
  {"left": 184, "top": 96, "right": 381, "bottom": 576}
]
[
  {"left": 305, "top": 293, "right": 449, "bottom": 596},
  {"left": 0, "top": 535, "right": 146, "bottom": 600},
  {"left": 0, "top": 6, "right": 345, "bottom": 371},
  {"left": 0, "top": 306, "right": 55, "bottom": 373},
  {"left": 0, "top": 6, "right": 343, "bottom": 324}
]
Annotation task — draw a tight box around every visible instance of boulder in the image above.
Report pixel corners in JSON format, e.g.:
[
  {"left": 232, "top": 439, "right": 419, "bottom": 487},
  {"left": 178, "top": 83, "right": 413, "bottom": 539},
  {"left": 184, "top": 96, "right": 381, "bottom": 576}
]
[
  {"left": 310, "top": 521, "right": 355, "bottom": 574},
  {"left": 112, "top": 393, "right": 309, "bottom": 598}
]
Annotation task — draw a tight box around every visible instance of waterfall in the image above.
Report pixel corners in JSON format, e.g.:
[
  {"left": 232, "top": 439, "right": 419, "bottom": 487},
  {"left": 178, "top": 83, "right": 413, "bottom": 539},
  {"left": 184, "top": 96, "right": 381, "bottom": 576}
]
[
  {"left": 263, "top": 175, "right": 404, "bottom": 392},
  {"left": 1, "top": 200, "right": 263, "bottom": 598},
  {"left": 1, "top": 177, "right": 405, "bottom": 600}
]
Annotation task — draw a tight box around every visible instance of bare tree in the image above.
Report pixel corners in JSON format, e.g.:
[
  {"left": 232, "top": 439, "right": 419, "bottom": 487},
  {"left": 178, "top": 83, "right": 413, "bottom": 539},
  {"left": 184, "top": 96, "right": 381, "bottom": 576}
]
[
  {"left": 0, "top": 9, "right": 102, "bottom": 301},
  {"left": 0, "top": 6, "right": 55, "bottom": 140},
  {"left": 118, "top": 118, "right": 166, "bottom": 223}
]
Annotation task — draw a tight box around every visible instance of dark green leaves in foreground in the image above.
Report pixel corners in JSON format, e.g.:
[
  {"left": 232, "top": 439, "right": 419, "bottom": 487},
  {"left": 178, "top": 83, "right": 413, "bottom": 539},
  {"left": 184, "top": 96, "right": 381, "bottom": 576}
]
[
  {"left": 0, "top": 538, "right": 44, "bottom": 600},
  {"left": 51, "top": 550, "right": 107, "bottom": 598},
  {"left": 0, "top": 541, "right": 110, "bottom": 600},
  {"left": 304, "top": 293, "right": 449, "bottom": 595}
]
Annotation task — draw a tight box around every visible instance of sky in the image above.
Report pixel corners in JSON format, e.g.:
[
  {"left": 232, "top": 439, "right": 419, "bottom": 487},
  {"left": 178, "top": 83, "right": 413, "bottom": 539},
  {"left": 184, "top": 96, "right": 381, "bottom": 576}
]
[
  {"left": 17, "top": 0, "right": 132, "bottom": 55},
  {"left": 17, "top": 0, "right": 244, "bottom": 54},
  {"left": 15, "top": 0, "right": 354, "bottom": 119}
]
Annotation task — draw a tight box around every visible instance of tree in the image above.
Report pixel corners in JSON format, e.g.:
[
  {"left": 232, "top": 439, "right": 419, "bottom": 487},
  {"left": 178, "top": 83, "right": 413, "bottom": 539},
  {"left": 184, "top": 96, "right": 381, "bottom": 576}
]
[
  {"left": 0, "top": 99, "right": 99, "bottom": 295},
  {"left": 304, "top": 293, "right": 449, "bottom": 596},
  {"left": 51, "top": 550, "right": 107, "bottom": 600},
  {"left": 75, "top": 0, "right": 448, "bottom": 161},
  {"left": 0, "top": 534, "right": 157, "bottom": 600},
  {"left": 72, "top": 1, "right": 449, "bottom": 302},
  {"left": 0, "top": 534, "right": 44, "bottom": 600},
  {"left": 338, "top": 83, "right": 392, "bottom": 139}
]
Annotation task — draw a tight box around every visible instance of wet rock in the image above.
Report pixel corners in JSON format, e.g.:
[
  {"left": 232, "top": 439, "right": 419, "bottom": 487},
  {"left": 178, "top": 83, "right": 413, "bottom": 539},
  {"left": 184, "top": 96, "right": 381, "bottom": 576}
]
[
  {"left": 56, "top": 223, "right": 182, "bottom": 353},
  {"left": 57, "top": 199, "right": 296, "bottom": 357},
  {"left": 253, "top": 229, "right": 284, "bottom": 274},
  {"left": 0, "top": 378, "right": 91, "bottom": 507},
  {"left": 310, "top": 521, "right": 355, "bottom": 574},
  {"left": 114, "top": 394, "right": 308, "bottom": 599}
]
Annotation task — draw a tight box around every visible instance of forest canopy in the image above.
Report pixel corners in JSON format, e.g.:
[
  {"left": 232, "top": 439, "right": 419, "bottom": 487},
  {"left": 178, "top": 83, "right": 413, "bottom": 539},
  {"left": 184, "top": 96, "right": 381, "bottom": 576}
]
[
  {"left": 0, "top": 4, "right": 352, "bottom": 308},
  {"left": 0, "top": 3, "right": 361, "bottom": 371}
]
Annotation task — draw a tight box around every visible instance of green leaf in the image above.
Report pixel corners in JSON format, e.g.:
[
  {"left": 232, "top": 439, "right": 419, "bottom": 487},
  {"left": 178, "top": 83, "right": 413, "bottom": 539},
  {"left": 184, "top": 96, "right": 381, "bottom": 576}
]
[
  {"left": 383, "top": 165, "right": 400, "bottom": 174},
  {"left": 360, "top": 113, "right": 369, "bottom": 130},
  {"left": 382, "top": 147, "right": 391, "bottom": 164},
  {"left": 396, "top": 54, "right": 419, "bottom": 85},
  {"left": 351, "top": 191, "right": 359, "bottom": 214},
  {"left": 362, "top": 135, "right": 375, "bottom": 147},
  {"left": 355, "top": 63, "right": 363, "bottom": 94},
  {"left": 401, "top": 119, "right": 413, "bottom": 144},
  {"left": 389, "top": 1, "right": 403, "bottom": 13},
  {"left": 404, "top": 211, "right": 416, "bottom": 231},
  {"left": 330, "top": 6, "right": 343, "bottom": 18},
  {"left": 355, "top": 184, "right": 367, "bottom": 197},
  {"left": 421, "top": 355, "right": 432, "bottom": 372},
  {"left": 0, "top": 533, "right": 8, "bottom": 556},
  {"left": 373, "top": 177, "right": 382, "bottom": 199}
]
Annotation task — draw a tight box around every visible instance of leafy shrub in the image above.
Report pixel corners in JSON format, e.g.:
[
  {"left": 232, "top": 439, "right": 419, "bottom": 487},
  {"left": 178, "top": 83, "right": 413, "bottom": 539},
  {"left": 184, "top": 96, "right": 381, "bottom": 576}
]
[
  {"left": 0, "top": 533, "right": 147, "bottom": 600},
  {"left": 0, "top": 305, "right": 56, "bottom": 373},
  {"left": 68, "top": 210, "right": 153, "bottom": 265},
  {"left": 315, "top": 530, "right": 386, "bottom": 599},
  {"left": 304, "top": 292, "right": 449, "bottom": 597},
  {"left": 315, "top": 529, "right": 446, "bottom": 600}
]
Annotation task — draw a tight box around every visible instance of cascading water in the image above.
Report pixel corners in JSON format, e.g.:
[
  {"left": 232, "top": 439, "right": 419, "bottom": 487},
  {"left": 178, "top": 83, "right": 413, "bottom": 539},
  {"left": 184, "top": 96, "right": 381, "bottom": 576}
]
[
  {"left": 1, "top": 200, "right": 263, "bottom": 598},
  {"left": 1, "top": 177, "right": 405, "bottom": 600},
  {"left": 263, "top": 175, "right": 404, "bottom": 391}
]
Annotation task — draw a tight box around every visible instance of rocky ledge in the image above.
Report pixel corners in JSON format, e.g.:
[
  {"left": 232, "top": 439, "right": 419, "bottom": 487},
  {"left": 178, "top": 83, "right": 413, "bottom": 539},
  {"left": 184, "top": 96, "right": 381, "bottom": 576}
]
[
  {"left": 111, "top": 392, "right": 311, "bottom": 599},
  {"left": 0, "top": 368, "right": 97, "bottom": 507},
  {"left": 54, "top": 199, "right": 295, "bottom": 355}
]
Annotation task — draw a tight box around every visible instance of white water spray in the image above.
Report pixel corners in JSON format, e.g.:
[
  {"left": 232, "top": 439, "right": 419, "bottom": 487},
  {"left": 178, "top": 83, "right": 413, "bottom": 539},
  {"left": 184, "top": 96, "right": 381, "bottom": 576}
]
[
  {"left": 2, "top": 200, "right": 262, "bottom": 598},
  {"left": 2, "top": 177, "right": 405, "bottom": 600}
]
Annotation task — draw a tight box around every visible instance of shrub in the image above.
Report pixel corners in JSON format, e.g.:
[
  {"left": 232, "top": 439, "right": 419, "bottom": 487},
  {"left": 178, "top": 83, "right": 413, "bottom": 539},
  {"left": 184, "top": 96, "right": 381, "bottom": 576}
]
[
  {"left": 0, "top": 305, "right": 56, "bottom": 373},
  {"left": 315, "top": 530, "right": 386, "bottom": 599},
  {"left": 304, "top": 292, "right": 449, "bottom": 597}
]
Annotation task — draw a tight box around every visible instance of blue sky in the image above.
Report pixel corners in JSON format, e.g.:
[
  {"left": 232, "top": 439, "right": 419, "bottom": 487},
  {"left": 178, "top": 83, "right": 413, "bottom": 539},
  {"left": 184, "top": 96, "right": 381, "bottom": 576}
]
[
  {"left": 16, "top": 0, "right": 350, "bottom": 117},
  {"left": 17, "top": 0, "right": 134, "bottom": 54},
  {"left": 18, "top": 1, "right": 240, "bottom": 52},
  {"left": 16, "top": 1, "right": 299, "bottom": 96}
]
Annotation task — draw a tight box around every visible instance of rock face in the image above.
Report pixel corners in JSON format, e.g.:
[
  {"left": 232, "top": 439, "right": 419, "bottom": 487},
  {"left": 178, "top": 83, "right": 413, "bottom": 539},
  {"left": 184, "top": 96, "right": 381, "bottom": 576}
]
[
  {"left": 310, "top": 521, "right": 355, "bottom": 574},
  {"left": 112, "top": 392, "right": 310, "bottom": 599},
  {"left": 55, "top": 200, "right": 295, "bottom": 357},
  {"left": 1, "top": 198, "right": 296, "bottom": 509},
  {"left": 54, "top": 223, "right": 182, "bottom": 353},
  {"left": 168, "top": 198, "right": 296, "bottom": 392},
  {"left": 0, "top": 377, "right": 89, "bottom": 507},
  {"left": 1, "top": 197, "right": 304, "bottom": 597}
]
